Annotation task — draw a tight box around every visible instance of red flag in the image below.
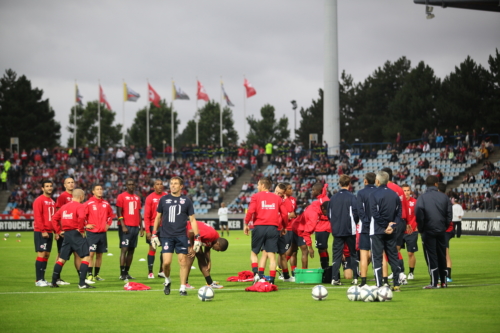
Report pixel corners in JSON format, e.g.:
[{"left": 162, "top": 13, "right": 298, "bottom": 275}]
[
  {"left": 197, "top": 81, "right": 209, "bottom": 101},
  {"left": 148, "top": 83, "right": 161, "bottom": 108},
  {"left": 99, "top": 85, "right": 112, "bottom": 110},
  {"left": 244, "top": 78, "right": 256, "bottom": 98}
]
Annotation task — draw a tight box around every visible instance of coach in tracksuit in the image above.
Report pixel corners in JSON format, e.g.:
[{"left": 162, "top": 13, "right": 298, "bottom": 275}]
[
  {"left": 416, "top": 175, "right": 453, "bottom": 289},
  {"left": 328, "top": 174, "right": 359, "bottom": 285},
  {"left": 369, "top": 171, "right": 402, "bottom": 290}
]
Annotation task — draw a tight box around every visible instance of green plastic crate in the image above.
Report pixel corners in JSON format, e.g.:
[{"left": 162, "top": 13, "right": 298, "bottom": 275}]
[{"left": 294, "top": 268, "right": 324, "bottom": 284}]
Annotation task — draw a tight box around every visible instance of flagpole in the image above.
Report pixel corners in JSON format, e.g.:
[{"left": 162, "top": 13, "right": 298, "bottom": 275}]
[
  {"left": 74, "top": 80, "right": 77, "bottom": 149},
  {"left": 196, "top": 77, "right": 199, "bottom": 146},
  {"left": 146, "top": 79, "right": 150, "bottom": 148},
  {"left": 220, "top": 76, "right": 223, "bottom": 148},
  {"left": 122, "top": 79, "right": 125, "bottom": 147},
  {"left": 171, "top": 79, "right": 175, "bottom": 162},
  {"left": 243, "top": 75, "right": 246, "bottom": 141},
  {"left": 98, "top": 80, "right": 101, "bottom": 147}
]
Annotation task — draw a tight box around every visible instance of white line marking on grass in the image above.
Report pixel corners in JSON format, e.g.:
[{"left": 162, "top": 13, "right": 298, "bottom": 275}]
[{"left": 1, "top": 283, "right": 499, "bottom": 295}]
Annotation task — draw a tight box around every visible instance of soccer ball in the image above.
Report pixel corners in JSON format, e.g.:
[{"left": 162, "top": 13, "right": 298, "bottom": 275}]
[
  {"left": 360, "top": 287, "right": 377, "bottom": 302},
  {"left": 347, "top": 286, "right": 362, "bottom": 301},
  {"left": 311, "top": 285, "right": 328, "bottom": 301},
  {"left": 198, "top": 286, "right": 214, "bottom": 302},
  {"left": 4, "top": 233, "right": 9, "bottom": 238},
  {"left": 369, "top": 285, "right": 379, "bottom": 301},
  {"left": 377, "top": 286, "right": 393, "bottom": 302},
  {"left": 16, "top": 233, "right": 21, "bottom": 238}
]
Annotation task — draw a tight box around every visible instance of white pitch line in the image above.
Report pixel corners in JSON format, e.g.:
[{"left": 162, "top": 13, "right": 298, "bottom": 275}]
[{"left": 1, "top": 283, "right": 498, "bottom": 295}]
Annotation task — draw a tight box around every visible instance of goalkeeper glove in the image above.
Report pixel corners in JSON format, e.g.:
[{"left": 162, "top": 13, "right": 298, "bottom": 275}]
[
  {"left": 193, "top": 234, "right": 202, "bottom": 252},
  {"left": 151, "top": 234, "right": 161, "bottom": 250}
]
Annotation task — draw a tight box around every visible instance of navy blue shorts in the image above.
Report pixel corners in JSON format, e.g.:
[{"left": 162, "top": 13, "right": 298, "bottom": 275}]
[
  {"left": 292, "top": 231, "right": 306, "bottom": 247},
  {"left": 160, "top": 236, "right": 190, "bottom": 254},
  {"left": 395, "top": 223, "right": 405, "bottom": 247},
  {"left": 59, "top": 230, "right": 90, "bottom": 260},
  {"left": 277, "top": 230, "right": 293, "bottom": 254},
  {"left": 86, "top": 231, "right": 108, "bottom": 253},
  {"left": 56, "top": 235, "right": 64, "bottom": 253},
  {"left": 402, "top": 232, "right": 419, "bottom": 252},
  {"left": 34, "top": 232, "right": 53, "bottom": 253},
  {"left": 120, "top": 226, "right": 139, "bottom": 248},
  {"left": 359, "top": 233, "right": 371, "bottom": 251},
  {"left": 315, "top": 231, "right": 330, "bottom": 250},
  {"left": 251, "top": 225, "right": 279, "bottom": 254}
]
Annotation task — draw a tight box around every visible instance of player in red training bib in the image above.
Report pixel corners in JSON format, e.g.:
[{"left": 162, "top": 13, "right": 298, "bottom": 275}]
[
  {"left": 116, "top": 179, "right": 144, "bottom": 280},
  {"left": 144, "top": 179, "right": 168, "bottom": 279},
  {"left": 33, "top": 180, "right": 56, "bottom": 287},
  {"left": 53, "top": 177, "right": 76, "bottom": 285},
  {"left": 185, "top": 221, "right": 229, "bottom": 289},
  {"left": 244, "top": 177, "right": 288, "bottom": 284}
]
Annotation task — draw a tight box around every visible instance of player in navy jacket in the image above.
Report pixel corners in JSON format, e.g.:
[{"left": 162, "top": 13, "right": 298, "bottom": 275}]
[
  {"left": 369, "top": 171, "right": 402, "bottom": 290},
  {"left": 327, "top": 174, "right": 359, "bottom": 285}
]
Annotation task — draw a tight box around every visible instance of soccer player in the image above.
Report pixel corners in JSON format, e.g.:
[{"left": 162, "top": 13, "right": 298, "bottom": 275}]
[
  {"left": 50, "top": 189, "right": 95, "bottom": 289},
  {"left": 116, "top": 179, "right": 144, "bottom": 280},
  {"left": 415, "top": 176, "right": 453, "bottom": 289},
  {"left": 369, "top": 171, "right": 402, "bottom": 291},
  {"left": 327, "top": 174, "right": 359, "bottom": 286},
  {"left": 243, "top": 177, "right": 288, "bottom": 284},
  {"left": 452, "top": 197, "right": 464, "bottom": 238},
  {"left": 401, "top": 184, "right": 418, "bottom": 280},
  {"left": 278, "top": 183, "right": 296, "bottom": 281},
  {"left": 84, "top": 184, "right": 113, "bottom": 282},
  {"left": 218, "top": 202, "right": 229, "bottom": 237},
  {"left": 33, "top": 180, "right": 56, "bottom": 286},
  {"left": 54, "top": 177, "right": 77, "bottom": 285},
  {"left": 144, "top": 179, "right": 167, "bottom": 279},
  {"left": 312, "top": 183, "right": 331, "bottom": 270},
  {"left": 356, "top": 172, "right": 377, "bottom": 287},
  {"left": 151, "top": 176, "right": 201, "bottom": 296},
  {"left": 439, "top": 183, "right": 455, "bottom": 283},
  {"left": 186, "top": 221, "right": 229, "bottom": 289},
  {"left": 381, "top": 167, "right": 408, "bottom": 285}
]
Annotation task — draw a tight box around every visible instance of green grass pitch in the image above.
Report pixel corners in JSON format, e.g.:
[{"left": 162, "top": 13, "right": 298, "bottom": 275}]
[{"left": 0, "top": 231, "right": 499, "bottom": 332}]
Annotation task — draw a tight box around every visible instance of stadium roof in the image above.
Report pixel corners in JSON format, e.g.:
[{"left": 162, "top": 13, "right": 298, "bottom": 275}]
[{"left": 414, "top": 0, "right": 500, "bottom": 12}]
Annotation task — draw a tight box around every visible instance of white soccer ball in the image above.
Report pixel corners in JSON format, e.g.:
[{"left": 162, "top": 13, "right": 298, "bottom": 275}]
[
  {"left": 198, "top": 286, "right": 214, "bottom": 302},
  {"left": 346, "top": 286, "right": 362, "bottom": 301},
  {"left": 311, "top": 285, "right": 328, "bottom": 301},
  {"left": 377, "top": 286, "right": 393, "bottom": 302},
  {"left": 369, "top": 285, "right": 379, "bottom": 301},
  {"left": 4, "top": 233, "right": 9, "bottom": 238},
  {"left": 16, "top": 233, "right": 21, "bottom": 238},
  {"left": 360, "top": 287, "right": 377, "bottom": 302}
]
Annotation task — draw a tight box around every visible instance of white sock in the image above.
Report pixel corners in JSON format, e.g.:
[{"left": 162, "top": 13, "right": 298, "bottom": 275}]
[
  {"left": 164, "top": 277, "right": 170, "bottom": 285},
  {"left": 180, "top": 284, "right": 186, "bottom": 291}
]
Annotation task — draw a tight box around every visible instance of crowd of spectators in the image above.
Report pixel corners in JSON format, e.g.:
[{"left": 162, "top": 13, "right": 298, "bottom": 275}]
[{"left": 0, "top": 143, "right": 258, "bottom": 216}]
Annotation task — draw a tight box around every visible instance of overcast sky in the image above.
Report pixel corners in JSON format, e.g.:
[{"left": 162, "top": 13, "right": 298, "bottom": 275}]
[{"left": 1, "top": 0, "right": 498, "bottom": 147}]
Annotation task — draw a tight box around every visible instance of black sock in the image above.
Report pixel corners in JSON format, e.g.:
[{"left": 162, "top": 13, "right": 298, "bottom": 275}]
[
  {"left": 283, "top": 271, "right": 290, "bottom": 279},
  {"left": 252, "top": 267, "right": 258, "bottom": 274},
  {"left": 52, "top": 262, "right": 63, "bottom": 284},
  {"left": 120, "top": 266, "right": 126, "bottom": 276},
  {"left": 409, "top": 267, "right": 415, "bottom": 274},
  {"left": 160, "top": 255, "right": 163, "bottom": 272},
  {"left": 147, "top": 255, "right": 154, "bottom": 273},
  {"left": 125, "top": 266, "right": 130, "bottom": 274},
  {"left": 87, "top": 266, "right": 93, "bottom": 276},
  {"left": 205, "top": 276, "right": 213, "bottom": 285},
  {"left": 361, "top": 277, "right": 367, "bottom": 285},
  {"left": 447, "top": 267, "right": 452, "bottom": 279},
  {"left": 94, "top": 267, "right": 100, "bottom": 276},
  {"left": 35, "top": 260, "right": 43, "bottom": 281},
  {"left": 41, "top": 261, "right": 48, "bottom": 280},
  {"left": 320, "top": 256, "right": 329, "bottom": 269},
  {"left": 79, "top": 262, "right": 89, "bottom": 286},
  {"left": 383, "top": 277, "right": 389, "bottom": 284},
  {"left": 270, "top": 277, "right": 275, "bottom": 284}
]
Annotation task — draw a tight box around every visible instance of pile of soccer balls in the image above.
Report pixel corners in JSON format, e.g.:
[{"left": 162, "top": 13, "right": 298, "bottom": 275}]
[{"left": 347, "top": 285, "right": 393, "bottom": 302}]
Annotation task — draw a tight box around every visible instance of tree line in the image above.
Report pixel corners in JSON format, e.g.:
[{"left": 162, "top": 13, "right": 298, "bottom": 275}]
[{"left": 0, "top": 49, "right": 498, "bottom": 152}]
